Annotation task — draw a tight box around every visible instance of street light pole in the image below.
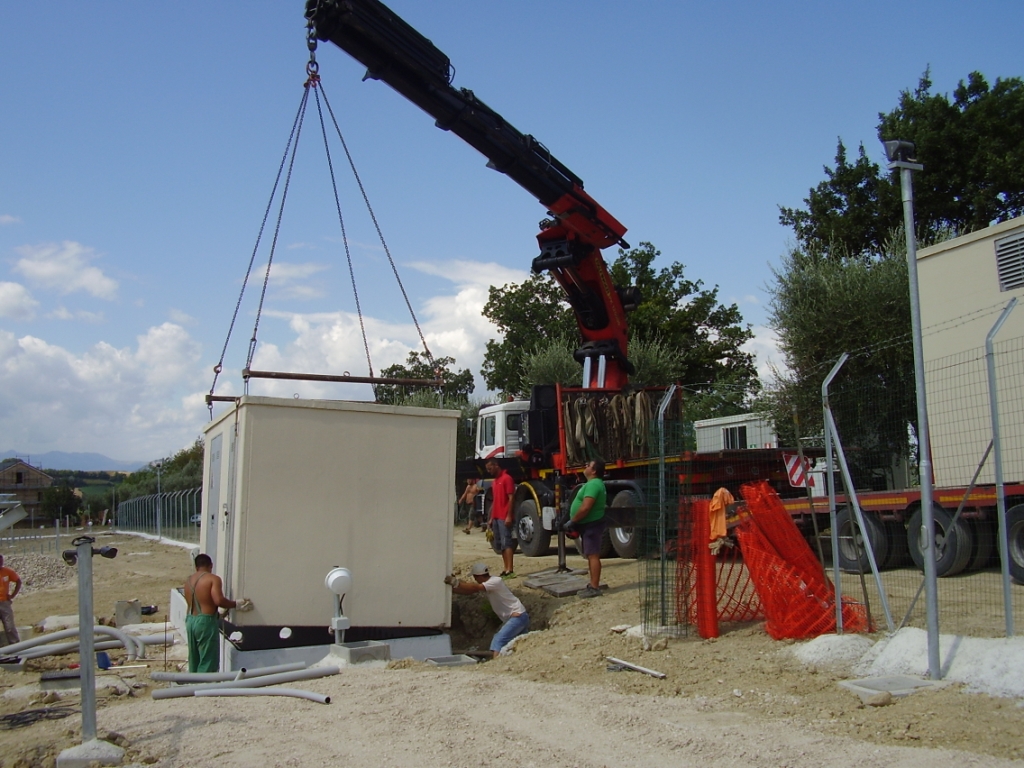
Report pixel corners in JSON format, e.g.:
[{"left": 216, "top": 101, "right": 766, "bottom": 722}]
[{"left": 884, "top": 139, "right": 940, "bottom": 680}]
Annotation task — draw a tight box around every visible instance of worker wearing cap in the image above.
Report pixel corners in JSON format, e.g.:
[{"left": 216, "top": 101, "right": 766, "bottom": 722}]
[
  {"left": 445, "top": 563, "right": 529, "bottom": 658},
  {"left": 0, "top": 554, "right": 22, "bottom": 645}
]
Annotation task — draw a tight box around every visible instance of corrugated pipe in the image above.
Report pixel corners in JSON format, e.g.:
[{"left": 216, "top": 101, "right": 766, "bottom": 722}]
[
  {"left": 0, "top": 627, "right": 143, "bottom": 660},
  {"left": 150, "top": 662, "right": 308, "bottom": 683},
  {"left": 151, "top": 665, "right": 340, "bottom": 700},
  {"left": 194, "top": 687, "right": 330, "bottom": 704}
]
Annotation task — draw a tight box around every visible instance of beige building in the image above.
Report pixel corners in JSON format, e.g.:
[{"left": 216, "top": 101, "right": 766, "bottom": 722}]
[
  {"left": 0, "top": 460, "right": 53, "bottom": 523},
  {"left": 918, "top": 216, "right": 1024, "bottom": 486}
]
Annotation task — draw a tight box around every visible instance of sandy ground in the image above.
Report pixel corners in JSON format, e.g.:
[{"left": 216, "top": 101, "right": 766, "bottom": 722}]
[{"left": 1, "top": 528, "right": 1022, "bottom": 768}]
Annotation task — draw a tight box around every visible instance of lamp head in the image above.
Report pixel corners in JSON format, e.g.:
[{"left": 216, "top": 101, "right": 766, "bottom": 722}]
[
  {"left": 324, "top": 566, "right": 352, "bottom": 596},
  {"left": 883, "top": 139, "right": 917, "bottom": 163}
]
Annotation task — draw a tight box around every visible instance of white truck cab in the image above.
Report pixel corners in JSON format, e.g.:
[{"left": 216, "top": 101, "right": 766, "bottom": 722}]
[{"left": 475, "top": 400, "right": 530, "bottom": 459}]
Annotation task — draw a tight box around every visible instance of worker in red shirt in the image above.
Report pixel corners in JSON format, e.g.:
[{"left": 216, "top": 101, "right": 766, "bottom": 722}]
[
  {"left": 0, "top": 554, "right": 22, "bottom": 645},
  {"left": 486, "top": 459, "right": 517, "bottom": 578}
]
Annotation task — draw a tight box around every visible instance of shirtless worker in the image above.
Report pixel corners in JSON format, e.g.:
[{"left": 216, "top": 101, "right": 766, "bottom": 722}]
[{"left": 183, "top": 554, "right": 251, "bottom": 673}]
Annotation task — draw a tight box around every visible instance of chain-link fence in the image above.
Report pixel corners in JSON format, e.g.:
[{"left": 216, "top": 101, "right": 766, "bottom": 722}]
[
  {"left": 822, "top": 334, "right": 1024, "bottom": 638},
  {"left": 636, "top": 332, "right": 1024, "bottom": 641},
  {"left": 114, "top": 488, "right": 202, "bottom": 545}
]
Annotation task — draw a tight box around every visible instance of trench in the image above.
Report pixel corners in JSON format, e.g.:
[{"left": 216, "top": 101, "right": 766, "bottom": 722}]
[{"left": 447, "top": 591, "right": 555, "bottom": 652}]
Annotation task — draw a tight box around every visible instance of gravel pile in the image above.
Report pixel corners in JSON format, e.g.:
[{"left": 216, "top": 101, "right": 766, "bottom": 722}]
[{"left": 3, "top": 552, "right": 73, "bottom": 592}]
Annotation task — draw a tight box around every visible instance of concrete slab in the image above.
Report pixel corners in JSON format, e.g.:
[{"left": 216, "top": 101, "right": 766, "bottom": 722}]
[
  {"left": 426, "top": 654, "right": 477, "bottom": 667},
  {"left": 542, "top": 578, "right": 591, "bottom": 597},
  {"left": 839, "top": 674, "right": 950, "bottom": 703},
  {"left": 56, "top": 738, "right": 125, "bottom": 768}
]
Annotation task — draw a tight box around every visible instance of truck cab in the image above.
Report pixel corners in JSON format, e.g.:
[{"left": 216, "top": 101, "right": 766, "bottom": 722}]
[{"left": 475, "top": 400, "right": 530, "bottom": 460}]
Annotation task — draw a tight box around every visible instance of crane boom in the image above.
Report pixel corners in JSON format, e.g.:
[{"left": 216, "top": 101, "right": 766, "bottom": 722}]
[{"left": 305, "top": 0, "right": 637, "bottom": 386}]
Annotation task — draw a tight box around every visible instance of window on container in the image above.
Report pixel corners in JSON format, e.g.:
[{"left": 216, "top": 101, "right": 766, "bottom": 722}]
[
  {"left": 723, "top": 425, "right": 748, "bottom": 450},
  {"left": 480, "top": 415, "right": 496, "bottom": 450},
  {"left": 996, "top": 230, "right": 1024, "bottom": 291}
]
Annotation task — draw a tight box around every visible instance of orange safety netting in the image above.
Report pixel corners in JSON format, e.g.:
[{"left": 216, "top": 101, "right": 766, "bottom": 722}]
[
  {"left": 679, "top": 498, "right": 764, "bottom": 639},
  {"left": 736, "top": 481, "right": 872, "bottom": 639}
]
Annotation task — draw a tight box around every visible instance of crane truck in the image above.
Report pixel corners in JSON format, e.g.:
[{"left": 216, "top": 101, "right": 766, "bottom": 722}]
[{"left": 306, "top": 1, "right": 1024, "bottom": 581}]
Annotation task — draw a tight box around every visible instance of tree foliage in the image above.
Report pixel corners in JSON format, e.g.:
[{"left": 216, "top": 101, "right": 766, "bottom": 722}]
[
  {"left": 780, "top": 71, "right": 1024, "bottom": 259},
  {"left": 373, "top": 351, "right": 475, "bottom": 407},
  {"left": 481, "top": 242, "right": 758, "bottom": 413},
  {"left": 116, "top": 439, "right": 204, "bottom": 503},
  {"left": 767, "top": 69, "right": 1023, "bottom": 480},
  {"left": 41, "top": 482, "right": 82, "bottom": 522}
]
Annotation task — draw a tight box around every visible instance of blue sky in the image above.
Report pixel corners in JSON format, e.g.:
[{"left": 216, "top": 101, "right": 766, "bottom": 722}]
[{"left": 1, "top": 1, "right": 1021, "bottom": 463}]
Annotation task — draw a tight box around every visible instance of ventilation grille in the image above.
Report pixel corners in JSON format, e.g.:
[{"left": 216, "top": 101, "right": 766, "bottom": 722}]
[{"left": 996, "top": 230, "right": 1024, "bottom": 291}]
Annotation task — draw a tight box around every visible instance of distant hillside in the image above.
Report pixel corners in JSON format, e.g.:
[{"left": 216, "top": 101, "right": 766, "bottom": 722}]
[{"left": 0, "top": 450, "right": 146, "bottom": 473}]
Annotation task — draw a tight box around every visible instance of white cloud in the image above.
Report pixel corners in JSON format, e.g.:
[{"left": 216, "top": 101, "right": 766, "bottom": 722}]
[
  {"left": 169, "top": 308, "right": 197, "bottom": 325},
  {"left": 0, "top": 214, "right": 21, "bottom": 226},
  {"left": 48, "top": 306, "right": 106, "bottom": 323},
  {"left": 0, "top": 282, "right": 38, "bottom": 320},
  {"left": 743, "top": 325, "right": 789, "bottom": 383},
  {"left": 268, "top": 261, "right": 329, "bottom": 281},
  {"left": 0, "top": 325, "right": 208, "bottom": 459},
  {"left": 13, "top": 241, "right": 118, "bottom": 300}
]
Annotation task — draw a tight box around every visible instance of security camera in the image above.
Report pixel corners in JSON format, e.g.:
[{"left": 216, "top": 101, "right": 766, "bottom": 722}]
[
  {"left": 882, "top": 139, "right": 916, "bottom": 163},
  {"left": 61, "top": 550, "right": 78, "bottom": 566},
  {"left": 95, "top": 546, "right": 118, "bottom": 559}
]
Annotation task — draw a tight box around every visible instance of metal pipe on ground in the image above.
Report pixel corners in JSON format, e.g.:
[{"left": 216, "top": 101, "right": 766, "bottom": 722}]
[
  {"left": 193, "top": 687, "right": 330, "bottom": 704},
  {"left": 150, "top": 662, "right": 308, "bottom": 683},
  {"left": 151, "top": 666, "right": 340, "bottom": 699}
]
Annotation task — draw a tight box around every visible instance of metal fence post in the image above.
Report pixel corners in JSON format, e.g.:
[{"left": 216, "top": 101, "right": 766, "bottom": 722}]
[{"left": 986, "top": 297, "right": 1017, "bottom": 637}]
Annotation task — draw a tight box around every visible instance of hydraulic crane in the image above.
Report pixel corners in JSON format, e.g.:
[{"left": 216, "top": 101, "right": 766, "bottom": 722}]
[{"left": 305, "top": 0, "right": 640, "bottom": 389}]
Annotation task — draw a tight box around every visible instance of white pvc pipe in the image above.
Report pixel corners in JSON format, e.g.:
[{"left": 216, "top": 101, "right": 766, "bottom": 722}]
[
  {"left": 0, "top": 626, "right": 143, "bottom": 660},
  {"left": 20, "top": 633, "right": 173, "bottom": 660},
  {"left": 150, "top": 662, "right": 308, "bottom": 684},
  {"left": 193, "top": 687, "right": 330, "bottom": 704},
  {"left": 151, "top": 665, "right": 340, "bottom": 700}
]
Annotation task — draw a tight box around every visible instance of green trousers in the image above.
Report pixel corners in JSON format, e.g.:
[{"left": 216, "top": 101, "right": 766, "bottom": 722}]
[{"left": 186, "top": 613, "right": 220, "bottom": 673}]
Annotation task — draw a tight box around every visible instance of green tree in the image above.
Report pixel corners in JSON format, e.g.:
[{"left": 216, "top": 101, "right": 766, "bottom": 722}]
[
  {"left": 41, "top": 482, "right": 82, "bottom": 522},
  {"left": 779, "top": 71, "right": 1024, "bottom": 259},
  {"left": 760, "top": 242, "right": 917, "bottom": 482},
  {"left": 116, "top": 439, "right": 204, "bottom": 502},
  {"left": 482, "top": 242, "right": 759, "bottom": 412},
  {"left": 481, "top": 273, "right": 575, "bottom": 395},
  {"left": 373, "top": 352, "right": 475, "bottom": 407}
]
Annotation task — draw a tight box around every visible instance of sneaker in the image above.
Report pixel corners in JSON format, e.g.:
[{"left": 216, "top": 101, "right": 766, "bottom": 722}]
[
  {"left": 501, "top": 571, "right": 516, "bottom": 580},
  {"left": 578, "top": 585, "right": 602, "bottom": 598}
]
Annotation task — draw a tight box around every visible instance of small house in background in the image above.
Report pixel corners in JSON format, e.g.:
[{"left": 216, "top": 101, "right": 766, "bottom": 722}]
[
  {"left": 0, "top": 459, "right": 53, "bottom": 524},
  {"left": 694, "top": 414, "right": 778, "bottom": 452}
]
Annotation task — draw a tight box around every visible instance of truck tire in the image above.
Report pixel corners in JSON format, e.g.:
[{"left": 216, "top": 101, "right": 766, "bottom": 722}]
[
  {"left": 835, "top": 507, "right": 889, "bottom": 573},
  {"left": 907, "top": 505, "right": 973, "bottom": 577},
  {"left": 516, "top": 498, "right": 551, "bottom": 557},
  {"left": 968, "top": 519, "right": 996, "bottom": 571},
  {"left": 608, "top": 490, "right": 639, "bottom": 559},
  {"left": 884, "top": 521, "right": 911, "bottom": 568},
  {"left": 1007, "top": 504, "right": 1024, "bottom": 584}
]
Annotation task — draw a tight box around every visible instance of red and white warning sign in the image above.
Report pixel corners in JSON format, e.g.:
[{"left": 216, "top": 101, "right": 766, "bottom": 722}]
[{"left": 783, "top": 453, "right": 814, "bottom": 488}]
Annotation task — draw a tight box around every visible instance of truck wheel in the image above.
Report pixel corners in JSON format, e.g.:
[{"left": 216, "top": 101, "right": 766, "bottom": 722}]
[
  {"left": 609, "top": 491, "right": 640, "bottom": 559},
  {"left": 1007, "top": 504, "right": 1024, "bottom": 583},
  {"left": 884, "top": 521, "right": 911, "bottom": 568},
  {"left": 907, "top": 505, "right": 973, "bottom": 577},
  {"left": 516, "top": 498, "right": 551, "bottom": 557},
  {"left": 835, "top": 507, "right": 889, "bottom": 573},
  {"left": 968, "top": 519, "right": 996, "bottom": 571}
]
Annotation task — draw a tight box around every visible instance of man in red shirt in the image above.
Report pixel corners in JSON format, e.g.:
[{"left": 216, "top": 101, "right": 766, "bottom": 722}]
[
  {"left": 486, "top": 459, "right": 517, "bottom": 578},
  {"left": 0, "top": 554, "right": 22, "bottom": 645}
]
